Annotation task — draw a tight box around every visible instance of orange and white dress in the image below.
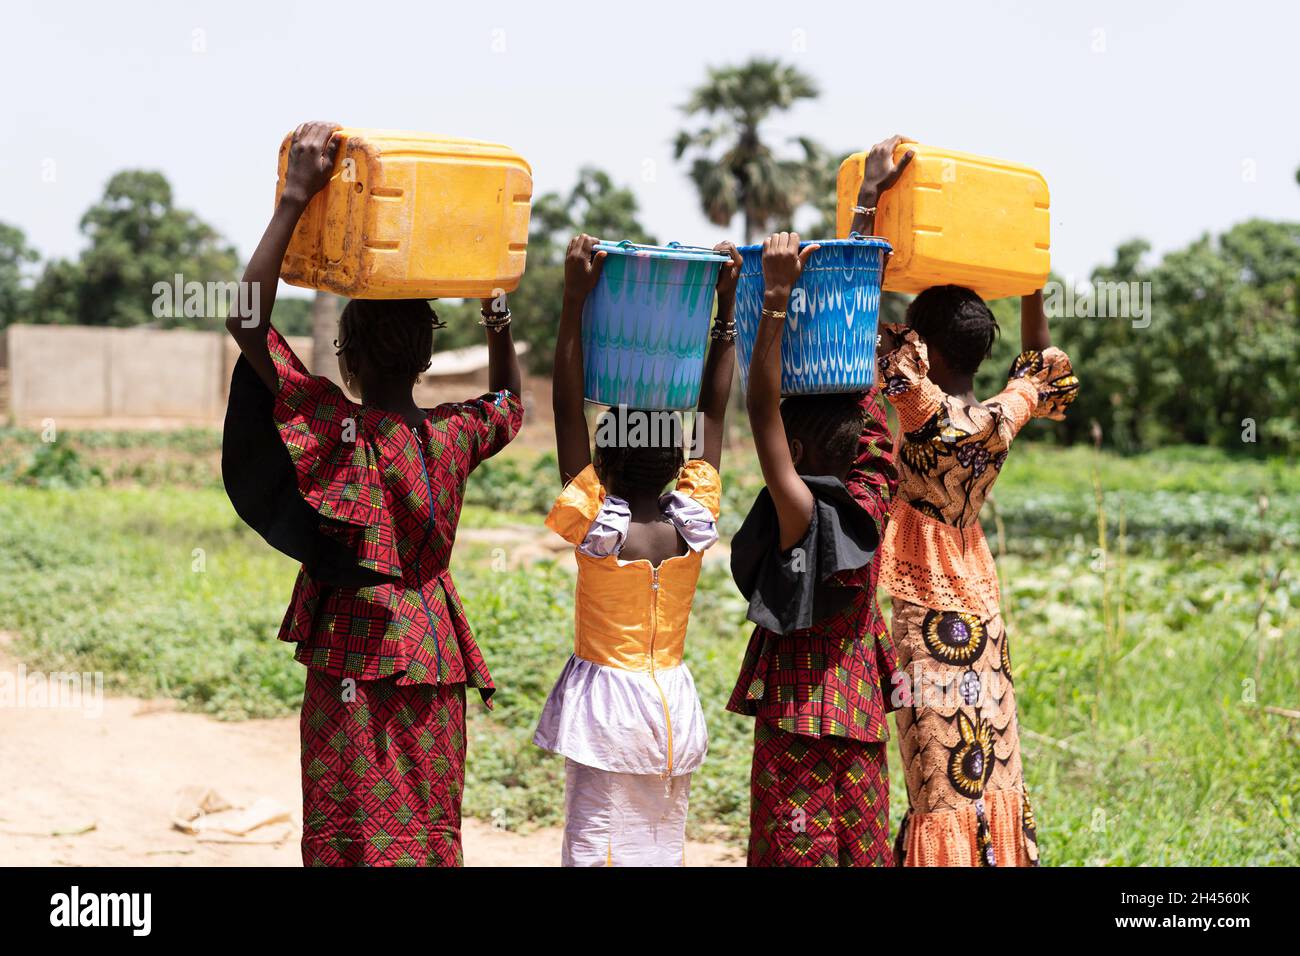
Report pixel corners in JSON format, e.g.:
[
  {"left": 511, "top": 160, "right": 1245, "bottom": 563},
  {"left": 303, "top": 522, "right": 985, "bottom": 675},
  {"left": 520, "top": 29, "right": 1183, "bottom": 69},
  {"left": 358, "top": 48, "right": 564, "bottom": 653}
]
[
  {"left": 534, "top": 458, "right": 721, "bottom": 866},
  {"left": 877, "top": 326, "right": 1078, "bottom": 867}
]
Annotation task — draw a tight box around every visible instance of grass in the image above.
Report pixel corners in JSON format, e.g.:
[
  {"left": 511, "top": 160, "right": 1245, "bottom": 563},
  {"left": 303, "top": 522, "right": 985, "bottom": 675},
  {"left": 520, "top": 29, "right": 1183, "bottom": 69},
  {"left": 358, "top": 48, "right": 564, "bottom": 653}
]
[{"left": 0, "top": 438, "right": 1296, "bottom": 864}]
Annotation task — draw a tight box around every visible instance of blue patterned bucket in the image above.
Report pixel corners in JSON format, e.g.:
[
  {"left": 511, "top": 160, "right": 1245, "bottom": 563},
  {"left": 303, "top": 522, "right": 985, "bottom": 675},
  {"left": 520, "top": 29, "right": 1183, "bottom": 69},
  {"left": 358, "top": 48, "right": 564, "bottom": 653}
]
[
  {"left": 735, "top": 235, "right": 892, "bottom": 396},
  {"left": 582, "top": 240, "right": 730, "bottom": 410}
]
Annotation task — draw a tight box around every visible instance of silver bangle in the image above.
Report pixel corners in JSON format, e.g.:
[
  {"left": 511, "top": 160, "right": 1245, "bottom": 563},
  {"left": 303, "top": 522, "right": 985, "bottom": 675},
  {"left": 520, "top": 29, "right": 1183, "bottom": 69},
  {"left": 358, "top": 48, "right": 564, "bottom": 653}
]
[{"left": 852, "top": 204, "right": 877, "bottom": 216}]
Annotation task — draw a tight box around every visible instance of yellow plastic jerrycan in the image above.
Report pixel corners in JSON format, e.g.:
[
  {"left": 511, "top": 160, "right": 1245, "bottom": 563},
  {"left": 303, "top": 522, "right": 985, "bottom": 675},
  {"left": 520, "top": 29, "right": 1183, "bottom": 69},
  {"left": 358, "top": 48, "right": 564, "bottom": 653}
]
[
  {"left": 276, "top": 128, "right": 533, "bottom": 299},
  {"left": 837, "top": 143, "right": 1049, "bottom": 300}
]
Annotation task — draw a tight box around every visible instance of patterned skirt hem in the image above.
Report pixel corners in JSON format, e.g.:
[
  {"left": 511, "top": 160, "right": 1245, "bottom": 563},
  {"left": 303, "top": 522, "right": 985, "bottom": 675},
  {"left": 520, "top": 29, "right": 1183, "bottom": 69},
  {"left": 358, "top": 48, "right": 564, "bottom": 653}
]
[{"left": 894, "top": 789, "right": 1039, "bottom": 867}]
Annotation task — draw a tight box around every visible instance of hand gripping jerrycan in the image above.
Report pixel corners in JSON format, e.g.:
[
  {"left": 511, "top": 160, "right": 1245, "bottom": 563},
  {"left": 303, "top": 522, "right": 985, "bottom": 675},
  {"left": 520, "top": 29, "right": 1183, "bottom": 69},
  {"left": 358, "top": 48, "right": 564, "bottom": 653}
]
[
  {"left": 837, "top": 142, "right": 1050, "bottom": 300},
  {"left": 276, "top": 128, "right": 533, "bottom": 299}
]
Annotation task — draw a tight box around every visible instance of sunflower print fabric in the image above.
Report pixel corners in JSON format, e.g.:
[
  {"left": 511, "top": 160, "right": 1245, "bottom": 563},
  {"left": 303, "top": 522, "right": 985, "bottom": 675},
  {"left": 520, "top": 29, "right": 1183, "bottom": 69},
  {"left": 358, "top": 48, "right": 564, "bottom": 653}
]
[
  {"left": 921, "top": 609, "right": 987, "bottom": 665},
  {"left": 877, "top": 327, "right": 1078, "bottom": 529},
  {"left": 876, "top": 326, "right": 1073, "bottom": 868},
  {"left": 891, "top": 603, "right": 1039, "bottom": 867}
]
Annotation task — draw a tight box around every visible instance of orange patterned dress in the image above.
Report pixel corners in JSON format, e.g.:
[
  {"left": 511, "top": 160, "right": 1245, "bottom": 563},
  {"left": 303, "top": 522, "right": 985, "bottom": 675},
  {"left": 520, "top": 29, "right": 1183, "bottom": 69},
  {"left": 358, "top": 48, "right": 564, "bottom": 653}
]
[{"left": 876, "top": 325, "right": 1078, "bottom": 867}]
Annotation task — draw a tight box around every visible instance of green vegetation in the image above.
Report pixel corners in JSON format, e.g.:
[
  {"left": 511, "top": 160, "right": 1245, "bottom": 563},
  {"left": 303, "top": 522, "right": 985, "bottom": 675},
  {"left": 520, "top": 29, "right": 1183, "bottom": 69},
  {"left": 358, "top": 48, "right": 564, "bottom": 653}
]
[
  {"left": 0, "top": 440, "right": 1295, "bottom": 864},
  {"left": 0, "top": 55, "right": 1294, "bottom": 861},
  {"left": 15, "top": 171, "right": 238, "bottom": 329}
]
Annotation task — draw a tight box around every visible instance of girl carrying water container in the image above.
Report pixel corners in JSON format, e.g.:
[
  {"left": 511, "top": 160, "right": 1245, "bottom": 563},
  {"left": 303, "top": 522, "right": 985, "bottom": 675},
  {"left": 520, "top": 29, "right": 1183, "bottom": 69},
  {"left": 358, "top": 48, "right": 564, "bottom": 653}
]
[
  {"left": 533, "top": 233, "right": 740, "bottom": 866},
  {"left": 222, "top": 122, "right": 523, "bottom": 866},
  {"left": 727, "top": 231, "right": 901, "bottom": 866},
  {"left": 857, "top": 131, "right": 1079, "bottom": 866}
]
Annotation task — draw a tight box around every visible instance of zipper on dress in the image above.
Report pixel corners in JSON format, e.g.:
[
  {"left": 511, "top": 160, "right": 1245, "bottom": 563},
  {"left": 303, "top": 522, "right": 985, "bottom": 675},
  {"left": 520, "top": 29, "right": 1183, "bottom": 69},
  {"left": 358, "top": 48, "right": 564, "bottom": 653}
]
[
  {"left": 410, "top": 428, "right": 443, "bottom": 682},
  {"left": 646, "top": 564, "right": 674, "bottom": 778}
]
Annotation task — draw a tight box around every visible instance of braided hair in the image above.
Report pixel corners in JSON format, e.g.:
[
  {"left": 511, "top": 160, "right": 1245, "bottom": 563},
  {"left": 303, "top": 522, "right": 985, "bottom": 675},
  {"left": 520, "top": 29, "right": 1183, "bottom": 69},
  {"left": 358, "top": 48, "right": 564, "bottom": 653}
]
[
  {"left": 592, "top": 406, "right": 685, "bottom": 496},
  {"left": 334, "top": 298, "right": 437, "bottom": 382},
  {"left": 905, "top": 285, "right": 999, "bottom": 376},
  {"left": 780, "top": 393, "right": 867, "bottom": 476}
]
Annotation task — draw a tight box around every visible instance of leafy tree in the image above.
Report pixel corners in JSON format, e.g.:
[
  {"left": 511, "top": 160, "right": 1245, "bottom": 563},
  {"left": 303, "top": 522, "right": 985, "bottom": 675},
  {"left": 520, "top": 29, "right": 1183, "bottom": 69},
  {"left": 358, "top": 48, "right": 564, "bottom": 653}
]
[
  {"left": 674, "top": 58, "right": 820, "bottom": 243},
  {"left": 803, "top": 145, "right": 843, "bottom": 239},
  {"left": 0, "top": 222, "right": 40, "bottom": 328},
  {"left": 267, "top": 295, "right": 312, "bottom": 337},
  {"left": 29, "top": 170, "right": 239, "bottom": 329},
  {"left": 26, "top": 257, "right": 82, "bottom": 327},
  {"left": 505, "top": 167, "right": 656, "bottom": 371},
  {"left": 1042, "top": 221, "right": 1300, "bottom": 454}
]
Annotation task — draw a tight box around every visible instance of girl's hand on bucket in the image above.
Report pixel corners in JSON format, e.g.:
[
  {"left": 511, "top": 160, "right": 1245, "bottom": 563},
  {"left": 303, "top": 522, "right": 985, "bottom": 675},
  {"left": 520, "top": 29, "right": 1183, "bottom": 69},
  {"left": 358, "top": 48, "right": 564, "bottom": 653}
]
[
  {"left": 760, "top": 232, "right": 818, "bottom": 300},
  {"left": 860, "top": 134, "right": 915, "bottom": 203},
  {"left": 713, "top": 242, "right": 742, "bottom": 300},
  {"left": 283, "top": 121, "right": 342, "bottom": 205},
  {"left": 563, "top": 234, "right": 606, "bottom": 301}
]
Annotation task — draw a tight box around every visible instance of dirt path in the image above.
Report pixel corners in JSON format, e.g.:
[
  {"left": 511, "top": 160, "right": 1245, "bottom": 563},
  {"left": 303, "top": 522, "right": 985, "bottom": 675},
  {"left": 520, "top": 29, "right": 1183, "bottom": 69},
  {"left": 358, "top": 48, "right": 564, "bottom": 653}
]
[{"left": 0, "top": 640, "right": 741, "bottom": 867}]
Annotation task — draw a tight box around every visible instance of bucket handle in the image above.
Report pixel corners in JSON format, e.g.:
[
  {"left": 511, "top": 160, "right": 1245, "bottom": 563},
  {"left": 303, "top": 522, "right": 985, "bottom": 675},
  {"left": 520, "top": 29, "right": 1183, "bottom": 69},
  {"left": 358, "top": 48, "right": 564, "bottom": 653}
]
[
  {"left": 605, "top": 239, "right": 728, "bottom": 259},
  {"left": 665, "top": 240, "right": 722, "bottom": 254}
]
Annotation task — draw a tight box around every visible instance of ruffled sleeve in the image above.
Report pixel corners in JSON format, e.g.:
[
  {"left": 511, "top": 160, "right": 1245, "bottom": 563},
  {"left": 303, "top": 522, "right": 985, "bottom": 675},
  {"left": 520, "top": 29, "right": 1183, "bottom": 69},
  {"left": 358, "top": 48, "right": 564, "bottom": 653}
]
[
  {"left": 266, "top": 327, "right": 402, "bottom": 576},
  {"left": 221, "top": 326, "right": 399, "bottom": 585},
  {"left": 545, "top": 464, "right": 608, "bottom": 547},
  {"left": 843, "top": 389, "right": 898, "bottom": 540},
  {"left": 435, "top": 390, "right": 524, "bottom": 474},
  {"left": 876, "top": 325, "right": 946, "bottom": 431},
  {"left": 991, "top": 347, "right": 1080, "bottom": 434},
  {"left": 729, "top": 476, "right": 880, "bottom": 635},
  {"left": 577, "top": 495, "right": 630, "bottom": 558},
  {"left": 661, "top": 458, "right": 721, "bottom": 552},
  {"left": 674, "top": 458, "right": 722, "bottom": 520}
]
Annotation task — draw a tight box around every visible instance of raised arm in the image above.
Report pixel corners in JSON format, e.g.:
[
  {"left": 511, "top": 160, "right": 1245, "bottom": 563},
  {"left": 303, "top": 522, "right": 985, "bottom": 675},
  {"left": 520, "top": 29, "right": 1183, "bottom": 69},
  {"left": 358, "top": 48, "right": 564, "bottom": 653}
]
[
  {"left": 481, "top": 293, "right": 522, "bottom": 397},
  {"left": 552, "top": 234, "right": 606, "bottom": 484},
  {"left": 747, "top": 232, "right": 819, "bottom": 551},
  {"left": 226, "top": 121, "right": 340, "bottom": 390},
  {"left": 843, "top": 391, "right": 898, "bottom": 537},
  {"left": 1020, "top": 288, "right": 1051, "bottom": 352},
  {"left": 849, "top": 134, "right": 915, "bottom": 237},
  {"left": 692, "top": 242, "right": 740, "bottom": 469}
]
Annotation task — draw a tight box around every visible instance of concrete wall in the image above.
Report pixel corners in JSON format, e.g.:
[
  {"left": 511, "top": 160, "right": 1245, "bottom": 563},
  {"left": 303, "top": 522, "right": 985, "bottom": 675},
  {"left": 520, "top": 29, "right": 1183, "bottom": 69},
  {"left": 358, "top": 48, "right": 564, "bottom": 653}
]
[
  {"left": 1, "top": 325, "right": 538, "bottom": 428},
  {"left": 5, "top": 324, "right": 312, "bottom": 426}
]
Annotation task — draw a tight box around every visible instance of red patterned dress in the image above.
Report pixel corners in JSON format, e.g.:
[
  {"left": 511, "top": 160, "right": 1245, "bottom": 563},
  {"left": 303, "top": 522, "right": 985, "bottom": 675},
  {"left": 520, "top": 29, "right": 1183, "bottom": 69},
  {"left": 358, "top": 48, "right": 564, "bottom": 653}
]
[
  {"left": 223, "top": 326, "right": 522, "bottom": 867},
  {"left": 726, "top": 390, "right": 899, "bottom": 866}
]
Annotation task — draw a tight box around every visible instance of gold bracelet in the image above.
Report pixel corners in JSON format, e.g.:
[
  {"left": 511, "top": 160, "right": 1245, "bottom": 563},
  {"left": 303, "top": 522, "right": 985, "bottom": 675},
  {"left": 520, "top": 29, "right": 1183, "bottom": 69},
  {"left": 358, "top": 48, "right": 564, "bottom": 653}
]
[{"left": 761, "top": 308, "right": 787, "bottom": 320}]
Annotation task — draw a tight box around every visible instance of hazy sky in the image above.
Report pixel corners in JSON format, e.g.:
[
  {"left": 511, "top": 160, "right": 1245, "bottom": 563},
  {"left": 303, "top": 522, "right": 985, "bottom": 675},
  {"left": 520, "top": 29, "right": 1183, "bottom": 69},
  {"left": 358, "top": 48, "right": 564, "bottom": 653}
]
[{"left": 3, "top": 0, "right": 1296, "bottom": 296}]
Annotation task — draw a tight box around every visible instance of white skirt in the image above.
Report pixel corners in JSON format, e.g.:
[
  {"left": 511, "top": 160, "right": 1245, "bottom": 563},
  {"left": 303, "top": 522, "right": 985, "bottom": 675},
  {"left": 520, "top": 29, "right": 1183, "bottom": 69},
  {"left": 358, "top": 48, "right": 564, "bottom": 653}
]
[
  {"left": 561, "top": 758, "right": 692, "bottom": 867},
  {"left": 534, "top": 654, "right": 708, "bottom": 776}
]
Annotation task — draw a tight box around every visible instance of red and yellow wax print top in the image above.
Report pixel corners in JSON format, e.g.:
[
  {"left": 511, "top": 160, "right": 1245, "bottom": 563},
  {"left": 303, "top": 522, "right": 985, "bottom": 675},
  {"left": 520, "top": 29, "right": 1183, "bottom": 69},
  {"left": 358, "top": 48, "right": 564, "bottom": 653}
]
[
  {"left": 875, "top": 325, "right": 1079, "bottom": 617},
  {"left": 265, "top": 326, "right": 522, "bottom": 704},
  {"left": 726, "top": 389, "right": 901, "bottom": 744}
]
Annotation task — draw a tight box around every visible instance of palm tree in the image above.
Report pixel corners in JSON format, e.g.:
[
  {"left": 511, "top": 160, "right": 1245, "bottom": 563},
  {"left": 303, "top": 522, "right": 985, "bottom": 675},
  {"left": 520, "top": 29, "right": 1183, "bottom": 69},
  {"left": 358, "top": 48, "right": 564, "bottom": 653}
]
[
  {"left": 674, "top": 59, "right": 820, "bottom": 244},
  {"left": 802, "top": 142, "right": 844, "bottom": 238},
  {"left": 309, "top": 290, "right": 341, "bottom": 385}
]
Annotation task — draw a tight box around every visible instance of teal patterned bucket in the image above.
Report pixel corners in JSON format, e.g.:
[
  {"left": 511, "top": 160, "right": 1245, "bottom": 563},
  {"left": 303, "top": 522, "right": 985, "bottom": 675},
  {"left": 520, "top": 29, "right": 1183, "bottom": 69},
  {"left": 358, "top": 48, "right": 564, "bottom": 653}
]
[{"left": 582, "top": 240, "right": 729, "bottom": 410}]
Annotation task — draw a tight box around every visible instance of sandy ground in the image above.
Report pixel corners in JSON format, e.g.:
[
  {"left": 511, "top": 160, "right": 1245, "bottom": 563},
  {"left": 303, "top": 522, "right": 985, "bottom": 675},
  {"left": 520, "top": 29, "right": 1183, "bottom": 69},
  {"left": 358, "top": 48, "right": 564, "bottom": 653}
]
[{"left": 0, "top": 637, "right": 741, "bottom": 868}]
